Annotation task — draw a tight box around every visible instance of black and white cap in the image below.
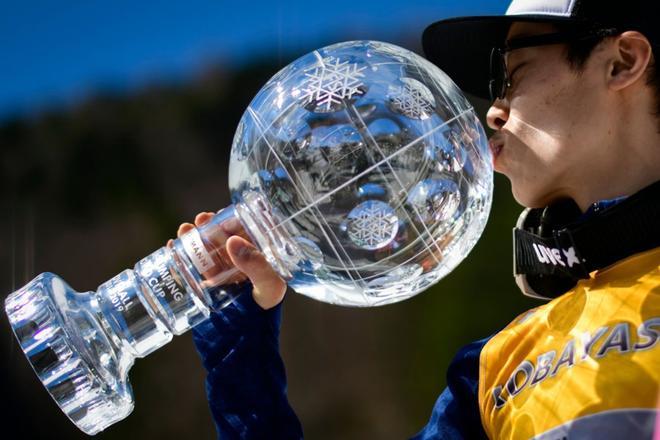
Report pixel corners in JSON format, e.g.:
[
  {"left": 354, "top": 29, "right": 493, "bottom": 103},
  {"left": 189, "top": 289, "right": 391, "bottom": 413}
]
[{"left": 422, "top": 0, "right": 659, "bottom": 99}]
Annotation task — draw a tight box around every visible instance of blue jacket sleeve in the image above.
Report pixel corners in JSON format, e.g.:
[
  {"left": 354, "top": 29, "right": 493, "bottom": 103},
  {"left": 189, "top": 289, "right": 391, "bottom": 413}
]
[
  {"left": 411, "top": 337, "right": 491, "bottom": 440},
  {"left": 191, "top": 283, "right": 303, "bottom": 440}
]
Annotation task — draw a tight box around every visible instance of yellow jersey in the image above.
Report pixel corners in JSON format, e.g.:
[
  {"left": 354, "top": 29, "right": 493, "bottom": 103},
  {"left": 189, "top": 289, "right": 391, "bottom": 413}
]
[{"left": 479, "top": 247, "right": 660, "bottom": 439}]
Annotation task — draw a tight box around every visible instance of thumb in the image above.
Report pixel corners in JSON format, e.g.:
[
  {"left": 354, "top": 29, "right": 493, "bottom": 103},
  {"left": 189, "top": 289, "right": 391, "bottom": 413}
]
[{"left": 225, "top": 235, "right": 287, "bottom": 310}]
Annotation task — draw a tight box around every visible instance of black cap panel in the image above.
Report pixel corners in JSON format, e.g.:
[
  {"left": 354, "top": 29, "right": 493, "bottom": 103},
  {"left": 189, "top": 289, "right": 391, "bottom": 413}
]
[{"left": 422, "top": 15, "right": 574, "bottom": 99}]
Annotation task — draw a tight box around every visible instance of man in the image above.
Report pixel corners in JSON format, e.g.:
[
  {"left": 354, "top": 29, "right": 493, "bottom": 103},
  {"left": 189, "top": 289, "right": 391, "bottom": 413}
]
[{"left": 181, "top": 0, "right": 660, "bottom": 438}]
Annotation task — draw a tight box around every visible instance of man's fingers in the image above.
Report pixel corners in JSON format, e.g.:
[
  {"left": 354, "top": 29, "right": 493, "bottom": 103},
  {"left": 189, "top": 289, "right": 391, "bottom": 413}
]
[
  {"left": 177, "top": 223, "right": 195, "bottom": 238},
  {"left": 225, "top": 236, "right": 286, "bottom": 310},
  {"left": 194, "top": 212, "right": 215, "bottom": 227},
  {"left": 177, "top": 211, "right": 214, "bottom": 240},
  {"left": 175, "top": 213, "right": 287, "bottom": 309}
]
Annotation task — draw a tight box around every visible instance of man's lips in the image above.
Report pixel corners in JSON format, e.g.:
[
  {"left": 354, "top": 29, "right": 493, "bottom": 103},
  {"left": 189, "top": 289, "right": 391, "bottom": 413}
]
[{"left": 489, "top": 139, "right": 504, "bottom": 162}]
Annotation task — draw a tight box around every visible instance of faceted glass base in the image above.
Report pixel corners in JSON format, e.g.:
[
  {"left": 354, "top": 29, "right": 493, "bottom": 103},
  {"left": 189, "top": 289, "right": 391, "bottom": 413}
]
[{"left": 5, "top": 273, "right": 134, "bottom": 435}]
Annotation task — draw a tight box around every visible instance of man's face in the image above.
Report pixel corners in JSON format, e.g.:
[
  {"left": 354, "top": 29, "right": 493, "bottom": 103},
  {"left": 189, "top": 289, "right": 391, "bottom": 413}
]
[{"left": 486, "top": 22, "right": 611, "bottom": 208}]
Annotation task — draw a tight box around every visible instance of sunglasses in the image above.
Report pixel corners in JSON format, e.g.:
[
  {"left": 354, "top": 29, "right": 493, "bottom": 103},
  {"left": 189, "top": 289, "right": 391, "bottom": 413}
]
[{"left": 488, "top": 28, "right": 620, "bottom": 102}]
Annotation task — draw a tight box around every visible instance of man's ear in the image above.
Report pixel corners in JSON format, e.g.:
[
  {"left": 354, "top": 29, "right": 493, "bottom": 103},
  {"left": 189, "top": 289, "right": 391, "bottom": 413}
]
[{"left": 608, "top": 31, "right": 653, "bottom": 91}]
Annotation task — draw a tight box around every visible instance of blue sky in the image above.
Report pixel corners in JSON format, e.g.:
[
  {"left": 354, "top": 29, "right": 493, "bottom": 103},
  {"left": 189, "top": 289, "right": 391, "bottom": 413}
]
[{"left": 0, "top": 1, "right": 508, "bottom": 118}]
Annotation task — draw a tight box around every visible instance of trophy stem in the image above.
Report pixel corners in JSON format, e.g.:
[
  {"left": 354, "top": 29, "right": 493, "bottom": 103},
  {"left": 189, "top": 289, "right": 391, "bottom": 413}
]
[{"left": 96, "top": 205, "right": 249, "bottom": 362}]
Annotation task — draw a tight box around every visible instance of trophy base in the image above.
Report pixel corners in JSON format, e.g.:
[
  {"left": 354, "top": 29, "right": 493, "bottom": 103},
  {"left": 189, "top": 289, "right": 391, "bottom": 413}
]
[{"left": 5, "top": 273, "right": 135, "bottom": 435}]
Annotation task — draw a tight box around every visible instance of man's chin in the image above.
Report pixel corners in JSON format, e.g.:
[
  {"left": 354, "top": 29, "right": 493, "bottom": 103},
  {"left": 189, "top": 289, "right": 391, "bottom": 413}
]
[{"left": 509, "top": 180, "right": 552, "bottom": 209}]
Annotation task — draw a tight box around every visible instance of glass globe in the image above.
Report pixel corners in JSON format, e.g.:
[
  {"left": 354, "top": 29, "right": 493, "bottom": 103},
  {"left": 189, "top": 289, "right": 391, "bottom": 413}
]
[{"left": 229, "top": 40, "right": 493, "bottom": 306}]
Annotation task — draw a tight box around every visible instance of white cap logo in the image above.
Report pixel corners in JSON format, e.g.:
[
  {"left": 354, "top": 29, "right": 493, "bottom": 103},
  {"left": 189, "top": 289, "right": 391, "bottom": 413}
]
[{"left": 506, "top": 0, "right": 577, "bottom": 17}]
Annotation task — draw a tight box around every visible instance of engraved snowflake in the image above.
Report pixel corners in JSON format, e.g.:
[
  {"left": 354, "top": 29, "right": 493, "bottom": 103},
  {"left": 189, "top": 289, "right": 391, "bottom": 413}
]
[
  {"left": 345, "top": 200, "right": 399, "bottom": 250},
  {"left": 300, "top": 56, "right": 366, "bottom": 112},
  {"left": 389, "top": 77, "right": 436, "bottom": 120}
]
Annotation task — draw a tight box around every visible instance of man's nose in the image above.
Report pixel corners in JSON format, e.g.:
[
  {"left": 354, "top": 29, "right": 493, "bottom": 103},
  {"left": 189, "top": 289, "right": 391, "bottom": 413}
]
[{"left": 486, "top": 99, "right": 509, "bottom": 131}]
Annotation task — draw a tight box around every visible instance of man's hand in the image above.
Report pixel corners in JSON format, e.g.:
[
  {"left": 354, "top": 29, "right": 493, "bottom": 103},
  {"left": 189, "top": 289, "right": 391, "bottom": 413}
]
[{"left": 175, "top": 211, "right": 287, "bottom": 310}]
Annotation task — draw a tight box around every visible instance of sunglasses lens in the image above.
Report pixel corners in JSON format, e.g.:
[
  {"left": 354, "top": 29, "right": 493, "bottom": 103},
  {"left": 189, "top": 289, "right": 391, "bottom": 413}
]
[
  {"left": 489, "top": 49, "right": 505, "bottom": 100},
  {"left": 488, "top": 80, "right": 499, "bottom": 102}
]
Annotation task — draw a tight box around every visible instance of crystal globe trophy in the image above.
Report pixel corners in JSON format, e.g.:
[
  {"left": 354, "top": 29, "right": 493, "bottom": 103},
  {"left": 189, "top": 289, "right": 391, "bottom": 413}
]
[{"left": 5, "top": 40, "right": 492, "bottom": 435}]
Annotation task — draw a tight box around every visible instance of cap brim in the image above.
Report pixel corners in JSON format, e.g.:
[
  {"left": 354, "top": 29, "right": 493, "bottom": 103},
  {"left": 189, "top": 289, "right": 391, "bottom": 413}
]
[{"left": 422, "top": 15, "right": 577, "bottom": 100}]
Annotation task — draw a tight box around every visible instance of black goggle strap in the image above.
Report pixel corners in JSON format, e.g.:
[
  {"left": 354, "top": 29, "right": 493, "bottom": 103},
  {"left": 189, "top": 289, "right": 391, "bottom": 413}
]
[
  {"left": 514, "top": 179, "right": 660, "bottom": 283},
  {"left": 514, "top": 227, "right": 589, "bottom": 280}
]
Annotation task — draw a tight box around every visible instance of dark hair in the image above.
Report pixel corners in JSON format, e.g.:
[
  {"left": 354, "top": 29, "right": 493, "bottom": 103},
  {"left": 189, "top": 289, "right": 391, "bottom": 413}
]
[{"left": 557, "top": 23, "right": 660, "bottom": 120}]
